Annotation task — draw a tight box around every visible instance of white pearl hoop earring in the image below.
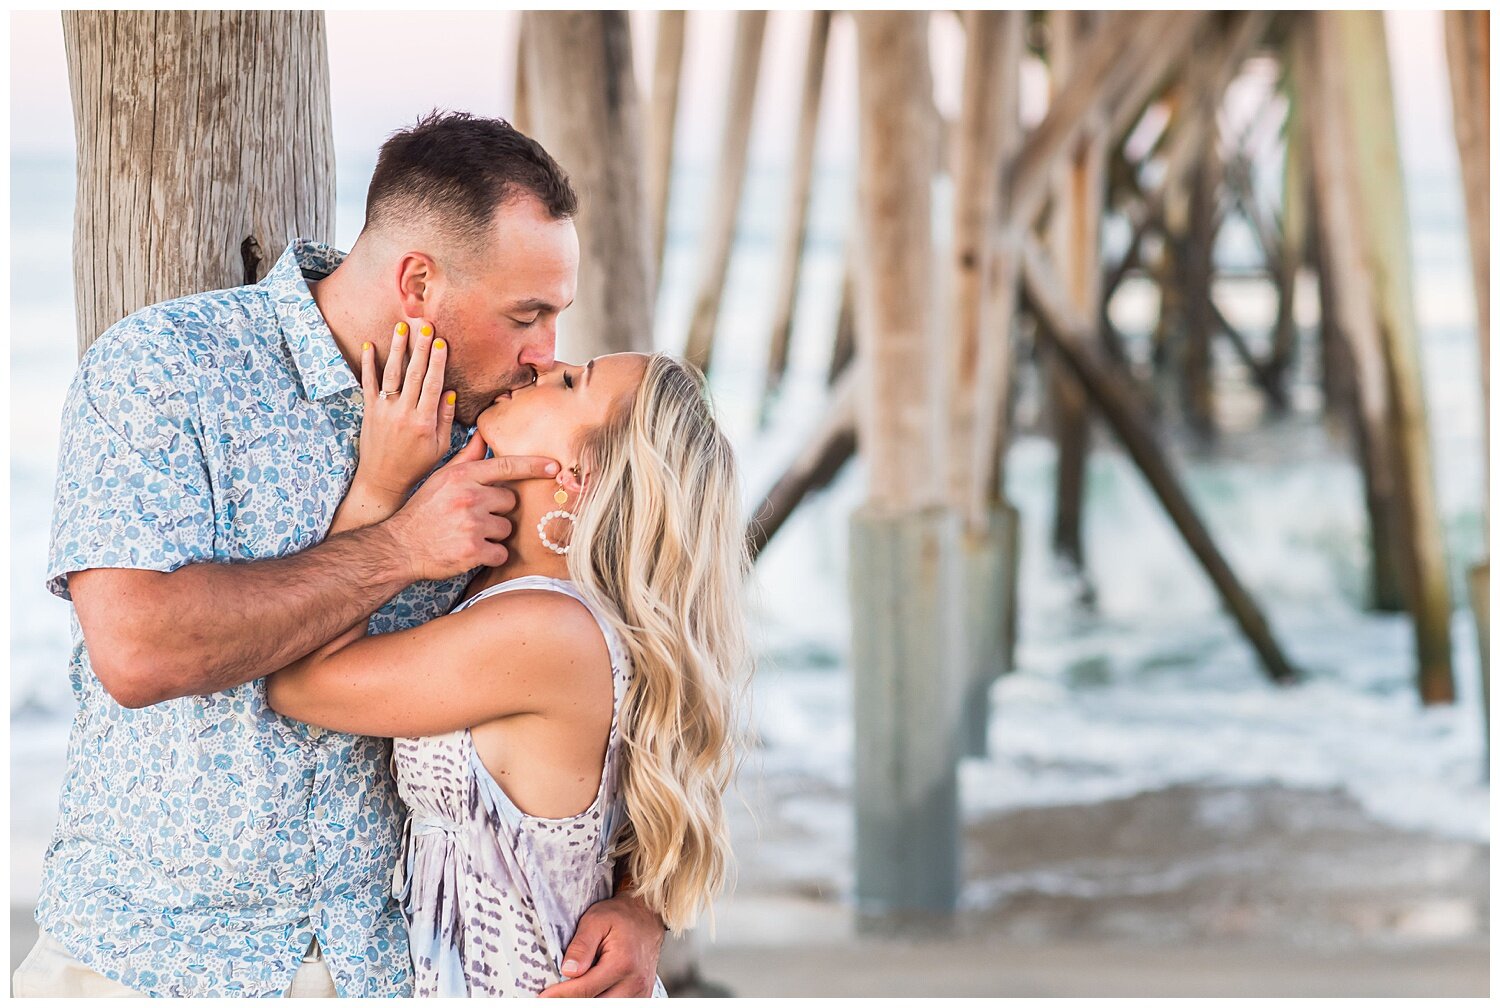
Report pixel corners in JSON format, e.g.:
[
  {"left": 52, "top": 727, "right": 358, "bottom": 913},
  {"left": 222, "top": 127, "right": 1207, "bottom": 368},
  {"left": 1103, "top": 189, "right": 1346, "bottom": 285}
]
[{"left": 537, "top": 509, "right": 576, "bottom": 555}]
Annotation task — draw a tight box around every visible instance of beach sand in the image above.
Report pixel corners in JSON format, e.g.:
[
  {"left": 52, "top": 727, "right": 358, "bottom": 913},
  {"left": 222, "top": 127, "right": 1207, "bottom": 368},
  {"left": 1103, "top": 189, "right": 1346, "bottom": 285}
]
[{"left": 13, "top": 774, "right": 1487, "bottom": 996}]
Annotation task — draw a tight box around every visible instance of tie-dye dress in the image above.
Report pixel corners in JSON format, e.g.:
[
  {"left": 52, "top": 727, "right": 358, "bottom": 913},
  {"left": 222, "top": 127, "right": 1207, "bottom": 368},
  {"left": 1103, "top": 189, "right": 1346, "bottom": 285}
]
[{"left": 390, "top": 574, "right": 667, "bottom": 997}]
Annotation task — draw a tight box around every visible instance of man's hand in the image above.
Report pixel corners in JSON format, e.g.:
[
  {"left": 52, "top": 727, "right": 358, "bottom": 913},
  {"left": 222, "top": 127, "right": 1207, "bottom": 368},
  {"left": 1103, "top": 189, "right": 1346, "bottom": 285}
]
[
  {"left": 539, "top": 891, "right": 665, "bottom": 997},
  {"left": 381, "top": 431, "right": 558, "bottom": 582}
]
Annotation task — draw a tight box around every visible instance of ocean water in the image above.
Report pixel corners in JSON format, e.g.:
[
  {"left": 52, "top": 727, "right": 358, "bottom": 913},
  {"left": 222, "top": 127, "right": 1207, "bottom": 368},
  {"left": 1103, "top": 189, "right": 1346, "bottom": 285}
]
[{"left": 8, "top": 111, "right": 1488, "bottom": 915}]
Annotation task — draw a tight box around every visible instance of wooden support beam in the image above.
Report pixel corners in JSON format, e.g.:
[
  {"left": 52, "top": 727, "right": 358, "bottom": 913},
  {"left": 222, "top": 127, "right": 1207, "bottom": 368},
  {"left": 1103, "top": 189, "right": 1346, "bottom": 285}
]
[
  {"left": 827, "top": 257, "right": 856, "bottom": 386},
  {"left": 1444, "top": 8, "right": 1490, "bottom": 762},
  {"left": 1008, "top": 11, "right": 1205, "bottom": 237},
  {"left": 1224, "top": 149, "right": 1285, "bottom": 279},
  {"left": 1296, "top": 14, "right": 1406, "bottom": 613},
  {"left": 1041, "top": 10, "right": 1100, "bottom": 573},
  {"left": 949, "top": 10, "right": 1023, "bottom": 527},
  {"left": 1269, "top": 52, "right": 1308, "bottom": 408},
  {"left": 1154, "top": 12, "right": 1273, "bottom": 209},
  {"left": 1444, "top": 10, "right": 1489, "bottom": 541},
  {"left": 1180, "top": 128, "right": 1221, "bottom": 443},
  {"left": 746, "top": 366, "right": 857, "bottom": 561},
  {"left": 761, "top": 11, "right": 832, "bottom": 411},
  {"left": 1211, "top": 298, "right": 1290, "bottom": 410},
  {"left": 647, "top": 10, "right": 686, "bottom": 284},
  {"left": 512, "top": 16, "right": 533, "bottom": 135},
  {"left": 1147, "top": 12, "right": 1272, "bottom": 435},
  {"left": 683, "top": 11, "right": 767, "bottom": 373},
  {"left": 1104, "top": 14, "right": 1200, "bottom": 146},
  {"left": 523, "top": 12, "right": 653, "bottom": 358},
  {"left": 851, "top": 10, "right": 941, "bottom": 509},
  {"left": 948, "top": 10, "right": 1025, "bottom": 758},
  {"left": 970, "top": 20, "right": 1027, "bottom": 509},
  {"left": 850, "top": 10, "right": 961, "bottom": 919},
  {"left": 1021, "top": 234, "right": 1300, "bottom": 685},
  {"left": 63, "top": 11, "right": 335, "bottom": 354},
  {"left": 1329, "top": 10, "right": 1453, "bottom": 704}
]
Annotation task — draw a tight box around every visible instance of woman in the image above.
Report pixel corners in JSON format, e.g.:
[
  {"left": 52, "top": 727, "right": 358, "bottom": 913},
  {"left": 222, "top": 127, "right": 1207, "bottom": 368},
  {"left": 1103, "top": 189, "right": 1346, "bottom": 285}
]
[{"left": 267, "top": 323, "right": 748, "bottom": 996}]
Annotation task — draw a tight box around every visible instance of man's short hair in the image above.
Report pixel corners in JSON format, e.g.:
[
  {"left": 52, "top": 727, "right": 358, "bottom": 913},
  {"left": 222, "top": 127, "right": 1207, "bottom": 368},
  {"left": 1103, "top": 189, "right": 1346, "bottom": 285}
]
[{"left": 363, "top": 110, "right": 577, "bottom": 249}]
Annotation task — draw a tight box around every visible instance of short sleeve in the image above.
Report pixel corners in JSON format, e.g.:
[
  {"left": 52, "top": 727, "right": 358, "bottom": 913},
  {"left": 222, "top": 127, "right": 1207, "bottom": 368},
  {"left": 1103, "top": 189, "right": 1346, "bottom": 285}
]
[{"left": 46, "top": 318, "right": 217, "bottom": 600}]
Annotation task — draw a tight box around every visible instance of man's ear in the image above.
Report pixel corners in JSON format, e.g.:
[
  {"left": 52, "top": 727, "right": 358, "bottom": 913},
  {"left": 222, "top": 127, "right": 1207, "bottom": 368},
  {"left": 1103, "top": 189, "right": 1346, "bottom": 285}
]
[{"left": 395, "top": 252, "right": 438, "bottom": 317}]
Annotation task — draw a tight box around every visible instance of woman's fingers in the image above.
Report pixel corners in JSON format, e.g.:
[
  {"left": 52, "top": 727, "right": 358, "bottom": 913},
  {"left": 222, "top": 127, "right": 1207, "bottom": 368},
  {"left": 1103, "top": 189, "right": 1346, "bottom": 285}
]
[
  {"left": 438, "top": 389, "right": 457, "bottom": 447},
  {"left": 382, "top": 320, "right": 409, "bottom": 395},
  {"left": 402, "top": 321, "right": 435, "bottom": 406},
  {"left": 359, "top": 341, "right": 377, "bottom": 401},
  {"left": 416, "top": 333, "right": 448, "bottom": 425}
]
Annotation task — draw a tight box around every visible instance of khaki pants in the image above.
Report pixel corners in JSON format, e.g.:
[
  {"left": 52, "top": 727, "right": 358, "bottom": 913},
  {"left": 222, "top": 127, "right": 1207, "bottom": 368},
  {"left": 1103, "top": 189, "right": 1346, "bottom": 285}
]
[{"left": 12, "top": 933, "right": 338, "bottom": 998}]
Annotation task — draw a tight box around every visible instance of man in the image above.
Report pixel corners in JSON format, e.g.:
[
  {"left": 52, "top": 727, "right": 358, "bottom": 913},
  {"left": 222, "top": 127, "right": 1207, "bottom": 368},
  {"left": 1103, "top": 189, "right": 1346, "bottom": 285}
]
[{"left": 14, "top": 112, "right": 665, "bottom": 998}]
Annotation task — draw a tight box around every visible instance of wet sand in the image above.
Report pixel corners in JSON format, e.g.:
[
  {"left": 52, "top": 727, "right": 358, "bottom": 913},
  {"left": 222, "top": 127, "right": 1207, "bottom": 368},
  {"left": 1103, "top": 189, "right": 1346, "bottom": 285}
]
[
  {"left": 695, "top": 781, "right": 1488, "bottom": 996},
  {"left": 12, "top": 778, "right": 1487, "bottom": 996}
]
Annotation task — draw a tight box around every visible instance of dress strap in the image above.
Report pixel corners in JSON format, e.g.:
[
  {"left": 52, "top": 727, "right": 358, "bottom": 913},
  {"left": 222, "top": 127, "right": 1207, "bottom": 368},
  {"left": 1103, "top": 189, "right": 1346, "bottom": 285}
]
[{"left": 452, "top": 574, "right": 571, "bottom": 614}]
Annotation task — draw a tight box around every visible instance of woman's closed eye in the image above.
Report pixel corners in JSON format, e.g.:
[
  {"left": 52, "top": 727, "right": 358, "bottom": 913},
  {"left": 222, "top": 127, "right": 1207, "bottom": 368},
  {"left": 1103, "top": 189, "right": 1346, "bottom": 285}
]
[{"left": 562, "top": 370, "right": 574, "bottom": 390}]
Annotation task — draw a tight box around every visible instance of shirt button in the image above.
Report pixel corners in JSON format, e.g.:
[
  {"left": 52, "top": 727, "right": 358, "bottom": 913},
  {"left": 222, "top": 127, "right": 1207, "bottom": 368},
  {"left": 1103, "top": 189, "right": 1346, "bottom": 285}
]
[{"left": 307, "top": 725, "right": 324, "bottom": 740}]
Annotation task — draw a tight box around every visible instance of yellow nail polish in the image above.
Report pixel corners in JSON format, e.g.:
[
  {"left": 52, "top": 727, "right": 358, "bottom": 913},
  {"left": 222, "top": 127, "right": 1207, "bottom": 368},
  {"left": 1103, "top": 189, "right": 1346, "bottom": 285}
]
[
  {"left": 433, "top": 338, "right": 446, "bottom": 350},
  {"left": 361, "top": 341, "right": 371, "bottom": 351},
  {"left": 395, "top": 321, "right": 409, "bottom": 337},
  {"left": 420, "top": 324, "right": 434, "bottom": 338},
  {"left": 445, "top": 391, "right": 456, "bottom": 406}
]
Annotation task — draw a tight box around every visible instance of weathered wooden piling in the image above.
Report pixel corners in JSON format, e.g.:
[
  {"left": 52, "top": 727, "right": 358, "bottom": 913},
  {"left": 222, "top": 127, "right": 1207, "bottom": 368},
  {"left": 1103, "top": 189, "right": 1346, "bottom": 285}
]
[
  {"left": 682, "top": 11, "right": 767, "bottom": 374},
  {"left": 1269, "top": 58, "right": 1308, "bottom": 408},
  {"left": 62, "top": 10, "right": 335, "bottom": 355},
  {"left": 849, "top": 10, "right": 962, "bottom": 919},
  {"left": 1296, "top": 14, "right": 1408, "bottom": 614},
  {"left": 949, "top": 10, "right": 1025, "bottom": 757},
  {"left": 1180, "top": 126, "right": 1220, "bottom": 443},
  {"left": 760, "top": 11, "right": 832, "bottom": 414},
  {"left": 647, "top": 10, "right": 686, "bottom": 283},
  {"left": 523, "top": 12, "right": 654, "bottom": 359},
  {"left": 512, "top": 15, "right": 533, "bottom": 136},
  {"left": 827, "top": 248, "right": 856, "bottom": 384},
  {"left": 1042, "top": 10, "right": 1100, "bottom": 576},
  {"left": 1444, "top": 9, "right": 1489, "bottom": 752},
  {"left": 1328, "top": 10, "right": 1453, "bottom": 704}
]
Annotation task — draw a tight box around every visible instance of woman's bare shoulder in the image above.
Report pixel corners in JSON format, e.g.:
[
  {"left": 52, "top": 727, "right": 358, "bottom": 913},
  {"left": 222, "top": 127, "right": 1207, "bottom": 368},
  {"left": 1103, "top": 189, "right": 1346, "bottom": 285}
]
[{"left": 447, "top": 587, "right": 612, "bottom": 685}]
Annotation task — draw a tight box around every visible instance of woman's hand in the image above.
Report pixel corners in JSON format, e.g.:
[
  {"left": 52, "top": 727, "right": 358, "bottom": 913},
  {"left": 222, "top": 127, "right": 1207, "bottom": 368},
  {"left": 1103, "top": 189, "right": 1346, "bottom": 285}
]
[
  {"left": 329, "top": 320, "right": 457, "bottom": 537},
  {"left": 355, "top": 319, "right": 457, "bottom": 501}
]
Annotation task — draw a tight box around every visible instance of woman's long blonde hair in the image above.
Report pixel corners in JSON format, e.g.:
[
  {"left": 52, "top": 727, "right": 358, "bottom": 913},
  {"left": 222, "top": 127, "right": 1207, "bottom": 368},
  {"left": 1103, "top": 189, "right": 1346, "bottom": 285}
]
[{"left": 567, "top": 353, "right": 749, "bottom": 932}]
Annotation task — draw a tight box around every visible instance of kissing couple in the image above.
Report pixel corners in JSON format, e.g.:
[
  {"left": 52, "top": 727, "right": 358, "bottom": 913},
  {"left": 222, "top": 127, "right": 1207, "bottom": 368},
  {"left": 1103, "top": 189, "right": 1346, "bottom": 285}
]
[{"left": 14, "top": 112, "right": 747, "bottom": 998}]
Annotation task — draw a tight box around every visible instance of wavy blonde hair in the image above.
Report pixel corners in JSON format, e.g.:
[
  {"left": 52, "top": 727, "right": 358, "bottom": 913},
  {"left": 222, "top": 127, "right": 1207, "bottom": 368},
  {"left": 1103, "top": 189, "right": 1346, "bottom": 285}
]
[{"left": 567, "top": 353, "right": 749, "bottom": 932}]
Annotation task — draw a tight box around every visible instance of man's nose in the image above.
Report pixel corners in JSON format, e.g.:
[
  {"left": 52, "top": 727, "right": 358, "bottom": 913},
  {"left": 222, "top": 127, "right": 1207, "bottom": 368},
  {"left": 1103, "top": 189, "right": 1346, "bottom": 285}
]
[{"left": 518, "top": 329, "right": 555, "bottom": 373}]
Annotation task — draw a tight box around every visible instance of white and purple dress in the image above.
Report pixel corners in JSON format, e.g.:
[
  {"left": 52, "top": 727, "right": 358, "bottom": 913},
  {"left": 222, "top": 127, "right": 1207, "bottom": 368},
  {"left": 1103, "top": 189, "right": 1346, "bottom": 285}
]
[{"left": 390, "top": 575, "right": 667, "bottom": 997}]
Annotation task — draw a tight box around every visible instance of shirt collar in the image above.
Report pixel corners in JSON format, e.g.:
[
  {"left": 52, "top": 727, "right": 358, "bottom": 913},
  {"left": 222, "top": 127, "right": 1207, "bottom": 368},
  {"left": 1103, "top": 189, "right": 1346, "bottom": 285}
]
[{"left": 264, "top": 238, "right": 360, "bottom": 402}]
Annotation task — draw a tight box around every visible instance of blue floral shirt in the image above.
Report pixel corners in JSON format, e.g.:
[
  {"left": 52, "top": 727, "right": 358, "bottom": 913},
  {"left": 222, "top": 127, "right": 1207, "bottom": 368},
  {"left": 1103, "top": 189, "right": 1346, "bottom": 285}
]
[{"left": 42, "top": 239, "right": 471, "bottom": 997}]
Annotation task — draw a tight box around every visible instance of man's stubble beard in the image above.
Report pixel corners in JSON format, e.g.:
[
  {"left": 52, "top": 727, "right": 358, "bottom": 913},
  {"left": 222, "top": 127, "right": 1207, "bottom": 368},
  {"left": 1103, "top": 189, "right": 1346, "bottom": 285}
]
[
  {"left": 426, "top": 312, "right": 530, "bottom": 428},
  {"left": 448, "top": 358, "right": 534, "bottom": 430}
]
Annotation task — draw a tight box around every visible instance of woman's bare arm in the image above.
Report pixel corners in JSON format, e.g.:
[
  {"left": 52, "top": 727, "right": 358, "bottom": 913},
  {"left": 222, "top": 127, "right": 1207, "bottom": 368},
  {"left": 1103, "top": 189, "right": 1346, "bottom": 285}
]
[{"left": 266, "top": 589, "right": 607, "bottom": 738}]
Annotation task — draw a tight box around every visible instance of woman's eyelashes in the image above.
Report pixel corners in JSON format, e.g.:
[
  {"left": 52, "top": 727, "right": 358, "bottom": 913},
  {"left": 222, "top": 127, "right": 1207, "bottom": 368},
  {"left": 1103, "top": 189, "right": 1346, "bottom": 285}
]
[{"left": 562, "top": 371, "right": 574, "bottom": 390}]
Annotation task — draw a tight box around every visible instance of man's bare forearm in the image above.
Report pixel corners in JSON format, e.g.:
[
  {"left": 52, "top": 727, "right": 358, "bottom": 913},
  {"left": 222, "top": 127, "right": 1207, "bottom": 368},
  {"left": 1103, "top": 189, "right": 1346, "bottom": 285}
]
[{"left": 75, "top": 521, "right": 418, "bottom": 706}]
